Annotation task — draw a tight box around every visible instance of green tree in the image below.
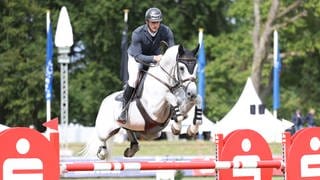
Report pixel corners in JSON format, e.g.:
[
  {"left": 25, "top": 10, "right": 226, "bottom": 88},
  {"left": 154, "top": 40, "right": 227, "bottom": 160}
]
[
  {"left": 0, "top": 1, "right": 49, "bottom": 130},
  {"left": 2, "top": 0, "right": 320, "bottom": 129},
  {"left": 205, "top": 0, "right": 320, "bottom": 124},
  {"left": 61, "top": 0, "right": 228, "bottom": 125}
]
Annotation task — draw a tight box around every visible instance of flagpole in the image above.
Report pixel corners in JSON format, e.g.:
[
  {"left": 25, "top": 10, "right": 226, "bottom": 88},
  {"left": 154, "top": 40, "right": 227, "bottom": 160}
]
[
  {"left": 273, "top": 30, "right": 279, "bottom": 118},
  {"left": 198, "top": 28, "right": 203, "bottom": 45},
  {"left": 124, "top": 9, "right": 129, "bottom": 23},
  {"left": 45, "top": 10, "right": 54, "bottom": 139},
  {"left": 46, "top": 100, "right": 51, "bottom": 122}
]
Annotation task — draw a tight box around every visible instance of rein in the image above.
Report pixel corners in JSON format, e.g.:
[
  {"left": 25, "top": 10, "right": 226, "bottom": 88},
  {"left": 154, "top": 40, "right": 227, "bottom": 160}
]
[
  {"left": 141, "top": 55, "right": 197, "bottom": 93},
  {"left": 136, "top": 58, "right": 180, "bottom": 92},
  {"left": 141, "top": 68, "right": 180, "bottom": 92}
]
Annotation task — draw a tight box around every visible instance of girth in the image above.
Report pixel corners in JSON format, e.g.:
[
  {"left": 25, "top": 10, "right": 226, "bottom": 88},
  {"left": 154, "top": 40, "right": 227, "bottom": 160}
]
[{"left": 136, "top": 99, "right": 169, "bottom": 133}]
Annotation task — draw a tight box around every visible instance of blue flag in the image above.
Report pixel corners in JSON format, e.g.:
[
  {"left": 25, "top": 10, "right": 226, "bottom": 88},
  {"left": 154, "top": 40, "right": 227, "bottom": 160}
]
[
  {"left": 198, "top": 30, "right": 206, "bottom": 109},
  {"left": 273, "top": 30, "right": 281, "bottom": 110},
  {"left": 45, "top": 11, "right": 54, "bottom": 100}
]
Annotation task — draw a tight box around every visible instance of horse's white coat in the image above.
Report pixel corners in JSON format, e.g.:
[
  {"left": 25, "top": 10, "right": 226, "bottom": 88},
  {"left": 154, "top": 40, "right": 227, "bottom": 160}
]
[{"left": 84, "top": 45, "right": 201, "bottom": 160}]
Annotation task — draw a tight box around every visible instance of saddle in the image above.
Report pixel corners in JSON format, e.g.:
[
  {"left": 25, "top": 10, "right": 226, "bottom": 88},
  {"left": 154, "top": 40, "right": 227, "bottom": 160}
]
[{"left": 115, "top": 65, "right": 148, "bottom": 102}]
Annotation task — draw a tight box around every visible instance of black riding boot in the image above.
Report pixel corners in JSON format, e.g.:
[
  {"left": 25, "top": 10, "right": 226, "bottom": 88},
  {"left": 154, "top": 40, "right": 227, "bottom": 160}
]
[{"left": 118, "top": 85, "right": 135, "bottom": 123}]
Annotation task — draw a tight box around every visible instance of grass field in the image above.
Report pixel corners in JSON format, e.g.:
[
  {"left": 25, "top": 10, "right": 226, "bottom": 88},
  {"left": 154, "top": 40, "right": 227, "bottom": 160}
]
[
  {"left": 67, "top": 140, "right": 283, "bottom": 157},
  {"left": 62, "top": 140, "right": 284, "bottom": 179}
]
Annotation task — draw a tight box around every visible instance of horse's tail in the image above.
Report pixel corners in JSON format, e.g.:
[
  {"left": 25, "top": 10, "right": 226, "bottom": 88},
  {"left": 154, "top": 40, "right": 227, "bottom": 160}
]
[
  {"left": 77, "top": 130, "right": 95, "bottom": 157},
  {"left": 77, "top": 129, "right": 112, "bottom": 161}
]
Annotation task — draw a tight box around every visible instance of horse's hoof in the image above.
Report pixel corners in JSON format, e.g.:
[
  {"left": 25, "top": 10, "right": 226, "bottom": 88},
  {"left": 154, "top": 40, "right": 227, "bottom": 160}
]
[
  {"left": 124, "top": 144, "right": 139, "bottom": 157},
  {"left": 171, "top": 124, "right": 181, "bottom": 135},
  {"left": 187, "top": 125, "right": 198, "bottom": 137},
  {"left": 124, "top": 148, "right": 133, "bottom": 157},
  {"left": 96, "top": 146, "right": 107, "bottom": 160},
  {"left": 177, "top": 115, "right": 184, "bottom": 122},
  {"left": 97, "top": 153, "right": 106, "bottom": 160},
  {"left": 124, "top": 148, "right": 139, "bottom": 157}
]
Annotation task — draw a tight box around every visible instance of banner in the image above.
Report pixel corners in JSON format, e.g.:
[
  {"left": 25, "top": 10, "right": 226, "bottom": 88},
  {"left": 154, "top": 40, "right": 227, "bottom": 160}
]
[
  {"left": 273, "top": 30, "right": 281, "bottom": 110},
  {"left": 198, "top": 28, "right": 206, "bottom": 109},
  {"left": 45, "top": 11, "right": 54, "bottom": 100}
]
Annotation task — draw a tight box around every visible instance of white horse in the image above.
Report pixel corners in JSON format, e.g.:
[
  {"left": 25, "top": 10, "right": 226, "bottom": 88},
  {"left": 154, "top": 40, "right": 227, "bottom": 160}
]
[{"left": 85, "top": 44, "right": 203, "bottom": 160}]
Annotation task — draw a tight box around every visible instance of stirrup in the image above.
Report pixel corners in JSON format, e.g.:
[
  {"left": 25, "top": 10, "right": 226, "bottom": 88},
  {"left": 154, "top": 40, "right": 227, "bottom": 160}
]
[
  {"left": 117, "top": 108, "right": 128, "bottom": 124},
  {"left": 117, "top": 119, "right": 126, "bottom": 124}
]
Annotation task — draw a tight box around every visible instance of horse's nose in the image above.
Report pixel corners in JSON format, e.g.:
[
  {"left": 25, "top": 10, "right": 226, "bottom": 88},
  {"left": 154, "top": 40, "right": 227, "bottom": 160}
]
[
  {"left": 187, "top": 92, "right": 197, "bottom": 99},
  {"left": 186, "top": 82, "right": 197, "bottom": 100}
]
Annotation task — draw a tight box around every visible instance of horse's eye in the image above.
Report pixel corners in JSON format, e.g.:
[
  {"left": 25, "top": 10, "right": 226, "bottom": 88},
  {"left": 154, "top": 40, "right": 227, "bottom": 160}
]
[{"left": 179, "top": 66, "right": 184, "bottom": 72}]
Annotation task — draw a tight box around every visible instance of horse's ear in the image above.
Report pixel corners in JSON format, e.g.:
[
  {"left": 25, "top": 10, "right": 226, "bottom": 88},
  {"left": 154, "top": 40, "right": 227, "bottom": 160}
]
[
  {"left": 192, "top": 44, "right": 200, "bottom": 55},
  {"left": 160, "top": 41, "right": 169, "bottom": 54},
  {"left": 178, "top": 45, "right": 185, "bottom": 56}
]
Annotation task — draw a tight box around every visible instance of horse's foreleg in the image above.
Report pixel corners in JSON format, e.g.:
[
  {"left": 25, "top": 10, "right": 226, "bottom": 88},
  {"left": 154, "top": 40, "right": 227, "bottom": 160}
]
[
  {"left": 187, "top": 105, "right": 202, "bottom": 136},
  {"left": 124, "top": 130, "right": 139, "bottom": 157},
  {"left": 165, "top": 93, "right": 184, "bottom": 122},
  {"left": 187, "top": 96, "right": 203, "bottom": 137},
  {"left": 171, "top": 120, "right": 182, "bottom": 135}
]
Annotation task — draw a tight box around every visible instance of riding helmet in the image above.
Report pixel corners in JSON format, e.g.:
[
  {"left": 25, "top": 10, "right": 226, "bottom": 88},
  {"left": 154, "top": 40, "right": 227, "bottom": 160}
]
[{"left": 145, "top": 7, "right": 162, "bottom": 22}]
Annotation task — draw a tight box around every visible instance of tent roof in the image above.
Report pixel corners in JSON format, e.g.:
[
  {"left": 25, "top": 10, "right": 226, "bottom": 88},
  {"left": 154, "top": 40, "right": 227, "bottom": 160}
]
[
  {"left": 214, "top": 77, "right": 293, "bottom": 142},
  {"left": 0, "top": 124, "right": 9, "bottom": 132}
]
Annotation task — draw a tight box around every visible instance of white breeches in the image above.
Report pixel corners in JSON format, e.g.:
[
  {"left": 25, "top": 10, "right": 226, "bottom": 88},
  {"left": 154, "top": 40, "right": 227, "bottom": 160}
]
[{"left": 127, "top": 54, "right": 140, "bottom": 88}]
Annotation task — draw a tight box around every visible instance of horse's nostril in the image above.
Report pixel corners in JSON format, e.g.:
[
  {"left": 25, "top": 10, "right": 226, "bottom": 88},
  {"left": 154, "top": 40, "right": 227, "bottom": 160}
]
[{"left": 187, "top": 92, "right": 196, "bottom": 99}]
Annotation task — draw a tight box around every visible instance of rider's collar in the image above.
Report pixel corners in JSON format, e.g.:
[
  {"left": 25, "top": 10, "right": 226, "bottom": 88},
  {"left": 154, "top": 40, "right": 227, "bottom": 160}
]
[{"left": 147, "top": 28, "right": 158, "bottom": 37}]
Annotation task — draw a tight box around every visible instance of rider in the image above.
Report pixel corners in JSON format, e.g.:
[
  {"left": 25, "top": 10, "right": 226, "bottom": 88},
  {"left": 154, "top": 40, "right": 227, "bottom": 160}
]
[{"left": 118, "top": 7, "right": 175, "bottom": 123}]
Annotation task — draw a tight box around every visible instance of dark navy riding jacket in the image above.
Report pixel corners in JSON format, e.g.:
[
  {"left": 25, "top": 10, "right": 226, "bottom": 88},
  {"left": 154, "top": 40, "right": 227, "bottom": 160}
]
[{"left": 128, "top": 24, "right": 174, "bottom": 64}]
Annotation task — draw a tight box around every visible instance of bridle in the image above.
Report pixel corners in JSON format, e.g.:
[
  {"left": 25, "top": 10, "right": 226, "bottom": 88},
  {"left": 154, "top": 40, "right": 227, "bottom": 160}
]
[
  {"left": 176, "top": 55, "right": 197, "bottom": 83},
  {"left": 142, "top": 53, "right": 197, "bottom": 93}
]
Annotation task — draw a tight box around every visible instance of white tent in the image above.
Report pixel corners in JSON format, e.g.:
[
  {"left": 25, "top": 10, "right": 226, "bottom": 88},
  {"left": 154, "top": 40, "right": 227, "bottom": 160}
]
[
  {"left": 214, "top": 77, "right": 293, "bottom": 142},
  {"left": 0, "top": 124, "right": 9, "bottom": 132}
]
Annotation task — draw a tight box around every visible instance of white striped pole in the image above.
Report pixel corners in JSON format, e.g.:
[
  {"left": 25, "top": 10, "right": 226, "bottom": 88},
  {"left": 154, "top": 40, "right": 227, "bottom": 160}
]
[{"left": 61, "top": 160, "right": 284, "bottom": 172}]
